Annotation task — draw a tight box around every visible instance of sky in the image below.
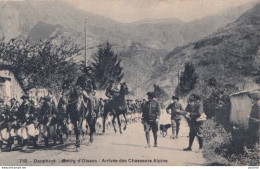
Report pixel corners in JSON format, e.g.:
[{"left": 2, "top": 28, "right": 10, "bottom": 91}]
[{"left": 64, "top": 0, "right": 259, "bottom": 23}]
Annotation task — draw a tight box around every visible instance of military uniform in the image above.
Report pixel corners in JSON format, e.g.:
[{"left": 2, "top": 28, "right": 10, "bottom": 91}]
[
  {"left": 166, "top": 97, "right": 184, "bottom": 139},
  {"left": 75, "top": 68, "right": 97, "bottom": 116},
  {"left": 105, "top": 82, "right": 119, "bottom": 99},
  {"left": 184, "top": 95, "right": 204, "bottom": 151},
  {"left": 142, "top": 92, "right": 161, "bottom": 147},
  {"left": 39, "top": 98, "right": 58, "bottom": 126},
  {"left": 248, "top": 99, "right": 260, "bottom": 147}
]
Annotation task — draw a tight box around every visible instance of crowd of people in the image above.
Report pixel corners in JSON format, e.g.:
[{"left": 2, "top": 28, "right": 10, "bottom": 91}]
[{"left": 0, "top": 66, "right": 207, "bottom": 153}]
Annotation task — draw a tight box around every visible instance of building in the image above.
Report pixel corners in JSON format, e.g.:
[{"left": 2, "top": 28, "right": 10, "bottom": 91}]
[
  {"left": 229, "top": 88, "right": 260, "bottom": 129},
  {"left": 0, "top": 65, "right": 25, "bottom": 104}
]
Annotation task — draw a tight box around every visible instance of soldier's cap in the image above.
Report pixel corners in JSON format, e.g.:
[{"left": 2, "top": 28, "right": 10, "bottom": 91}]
[
  {"left": 10, "top": 98, "right": 16, "bottom": 101},
  {"left": 147, "top": 92, "right": 156, "bottom": 98},
  {"left": 42, "top": 96, "right": 51, "bottom": 102},
  {"left": 248, "top": 91, "right": 260, "bottom": 100},
  {"left": 21, "top": 95, "right": 29, "bottom": 100},
  {"left": 189, "top": 94, "right": 201, "bottom": 101},
  {"left": 83, "top": 66, "right": 93, "bottom": 73},
  {"left": 172, "top": 96, "right": 179, "bottom": 101}
]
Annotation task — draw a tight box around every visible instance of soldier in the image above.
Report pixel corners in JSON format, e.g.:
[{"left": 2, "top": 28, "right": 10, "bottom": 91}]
[
  {"left": 39, "top": 96, "right": 59, "bottom": 146},
  {"left": 7, "top": 98, "right": 21, "bottom": 150},
  {"left": 75, "top": 66, "right": 97, "bottom": 116},
  {"left": 166, "top": 96, "right": 184, "bottom": 139},
  {"left": 105, "top": 80, "right": 119, "bottom": 99},
  {"left": 17, "top": 94, "right": 37, "bottom": 150},
  {"left": 0, "top": 101, "right": 10, "bottom": 152},
  {"left": 247, "top": 91, "right": 260, "bottom": 147},
  {"left": 183, "top": 94, "right": 204, "bottom": 151},
  {"left": 141, "top": 92, "right": 161, "bottom": 148}
]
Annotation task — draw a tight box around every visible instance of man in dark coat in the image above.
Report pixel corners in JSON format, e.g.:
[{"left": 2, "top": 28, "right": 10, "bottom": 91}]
[
  {"left": 247, "top": 91, "right": 260, "bottom": 147},
  {"left": 183, "top": 94, "right": 204, "bottom": 151},
  {"left": 105, "top": 80, "right": 119, "bottom": 99},
  {"left": 75, "top": 66, "right": 97, "bottom": 116},
  {"left": 0, "top": 102, "right": 9, "bottom": 152},
  {"left": 39, "top": 96, "right": 59, "bottom": 146},
  {"left": 17, "top": 94, "right": 38, "bottom": 150},
  {"left": 141, "top": 92, "right": 161, "bottom": 148},
  {"left": 166, "top": 96, "right": 184, "bottom": 139}
]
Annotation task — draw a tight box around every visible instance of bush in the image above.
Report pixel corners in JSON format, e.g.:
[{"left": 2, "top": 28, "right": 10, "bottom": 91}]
[
  {"left": 203, "top": 119, "right": 232, "bottom": 165},
  {"left": 203, "top": 119, "right": 260, "bottom": 166}
]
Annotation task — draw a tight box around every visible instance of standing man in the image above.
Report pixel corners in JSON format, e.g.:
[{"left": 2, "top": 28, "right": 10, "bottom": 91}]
[
  {"left": 141, "top": 92, "right": 161, "bottom": 148},
  {"left": 166, "top": 96, "right": 184, "bottom": 139},
  {"left": 247, "top": 91, "right": 260, "bottom": 147},
  {"left": 183, "top": 94, "right": 204, "bottom": 151}
]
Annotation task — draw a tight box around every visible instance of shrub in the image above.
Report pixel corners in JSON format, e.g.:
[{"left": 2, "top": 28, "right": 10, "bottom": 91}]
[{"left": 203, "top": 119, "right": 260, "bottom": 166}]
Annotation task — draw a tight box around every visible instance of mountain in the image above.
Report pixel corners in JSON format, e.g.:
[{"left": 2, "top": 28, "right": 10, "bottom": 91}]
[
  {"left": 0, "top": 1, "right": 257, "bottom": 93},
  {"left": 148, "top": 3, "right": 260, "bottom": 96}
]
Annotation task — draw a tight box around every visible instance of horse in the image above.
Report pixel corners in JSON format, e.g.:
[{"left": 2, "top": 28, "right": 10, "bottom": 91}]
[
  {"left": 61, "top": 80, "right": 96, "bottom": 149},
  {"left": 102, "top": 82, "right": 129, "bottom": 134}
]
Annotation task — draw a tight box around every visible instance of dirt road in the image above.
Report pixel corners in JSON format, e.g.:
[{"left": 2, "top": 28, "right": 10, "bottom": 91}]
[{"left": 0, "top": 113, "right": 206, "bottom": 166}]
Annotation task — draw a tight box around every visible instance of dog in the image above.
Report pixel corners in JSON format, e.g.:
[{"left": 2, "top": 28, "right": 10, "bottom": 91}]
[{"left": 160, "top": 124, "right": 172, "bottom": 137}]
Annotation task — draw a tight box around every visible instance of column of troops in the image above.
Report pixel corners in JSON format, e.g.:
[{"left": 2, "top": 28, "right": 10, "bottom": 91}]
[
  {"left": 0, "top": 95, "right": 66, "bottom": 152},
  {"left": 0, "top": 94, "right": 145, "bottom": 152}
]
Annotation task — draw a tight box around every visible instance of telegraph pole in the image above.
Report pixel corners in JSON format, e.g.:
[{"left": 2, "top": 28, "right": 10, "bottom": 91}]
[{"left": 84, "top": 18, "right": 87, "bottom": 67}]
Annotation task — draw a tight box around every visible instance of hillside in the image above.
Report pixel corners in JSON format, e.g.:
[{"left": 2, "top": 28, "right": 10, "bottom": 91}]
[
  {"left": 148, "top": 3, "right": 260, "bottom": 97},
  {"left": 0, "top": 1, "right": 257, "bottom": 93}
]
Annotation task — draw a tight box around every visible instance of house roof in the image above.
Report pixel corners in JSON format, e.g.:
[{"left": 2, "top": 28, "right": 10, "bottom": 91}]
[{"left": 230, "top": 88, "right": 260, "bottom": 97}]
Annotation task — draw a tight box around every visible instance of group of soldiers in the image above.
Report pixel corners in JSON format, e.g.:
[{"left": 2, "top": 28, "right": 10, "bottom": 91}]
[
  {"left": 0, "top": 66, "right": 144, "bottom": 152},
  {"left": 0, "top": 94, "right": 63, "bottom": 152},
  {"left": 0, "top": 65, "right": 209, "bottom": 152},
  {"left": 141, "top": 92, "right": 205, "bottom": 151}
]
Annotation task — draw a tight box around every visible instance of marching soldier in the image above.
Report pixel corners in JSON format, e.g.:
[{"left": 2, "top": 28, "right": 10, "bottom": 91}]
[
  {"left": 0, "top": 101, "right": 10, "bottom": 152},
  {"left": 16, "top": 94, "right": 36, "bottom": 150},
  {"left": 39, "top": 96, "right": 59, "bottom": 146},
  {"left": 141, "top": 92, "right": 161, "bottom": 148},
  {"left": 183, "top": 94, "right": 204, "bottom": 151},
  {"left": 166, "top": 96, "right": 184, "bottom": 139}
]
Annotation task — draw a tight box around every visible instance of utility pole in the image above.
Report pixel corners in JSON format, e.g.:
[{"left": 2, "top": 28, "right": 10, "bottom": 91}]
[
  {"left": 84, "top": 18, "right": 87, "bottom": 67},
  {"left": 177, "top": 70, "right": 180, "bottom": 97},
  {"left": 136, "top": 64, "right": 138, "bottom": 98}
]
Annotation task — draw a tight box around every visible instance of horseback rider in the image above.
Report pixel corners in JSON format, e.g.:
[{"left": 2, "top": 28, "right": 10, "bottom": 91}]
[
  {"left": 105, "top": 80, "right": 119, "bottom": 99},
  {"left": 75, "top": 66, "right": 97, "bottom": 117}
]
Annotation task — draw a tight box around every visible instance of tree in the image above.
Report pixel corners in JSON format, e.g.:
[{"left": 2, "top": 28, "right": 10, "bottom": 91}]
[
  {"left": 91, "top": 42, "right": 124, "bottom": 89},
  {"left": 0, "top": 36, "right": 83, "bottom": 96},
  {"left": 153, "top": 84, "right": 169, "bottom": 103},
  {"left": 176, "top": 62, "right": 198, "bottom": 96}
]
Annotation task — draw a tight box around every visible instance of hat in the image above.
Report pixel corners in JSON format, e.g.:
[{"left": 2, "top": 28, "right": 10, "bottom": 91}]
[
  {"left": 10, "top": 98, "right": 16, "bottom": 101},
  {"left": 172, "top": 96, "right": 179, "bottom": 101},
  {"left": 190, "top": 94, "right": 201, "bottom": 101},
  {"left": 248, "top": 91, "right": 260, "bottom": 100},
  {"left": 83, "top": 66, "right": 93, "bottom": 73},
  {"left": 21, "top": 95, "right": 29, "bottom": 100},
  {"left": 42, "top": 96, "right": 51, "bottom": 102},
  {"left": 147, "top": 92, "right": 156, "bottom": 98}
]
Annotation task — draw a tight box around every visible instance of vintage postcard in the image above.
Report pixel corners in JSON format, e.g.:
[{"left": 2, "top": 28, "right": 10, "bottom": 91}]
[{"left": 0, "top": 0, "right": 259, "bottom": 167}]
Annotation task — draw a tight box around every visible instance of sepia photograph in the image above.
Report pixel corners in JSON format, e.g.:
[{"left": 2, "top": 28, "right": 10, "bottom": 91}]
[{"left": 0, "top": 0, "right": 259, "bottom": 167}]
